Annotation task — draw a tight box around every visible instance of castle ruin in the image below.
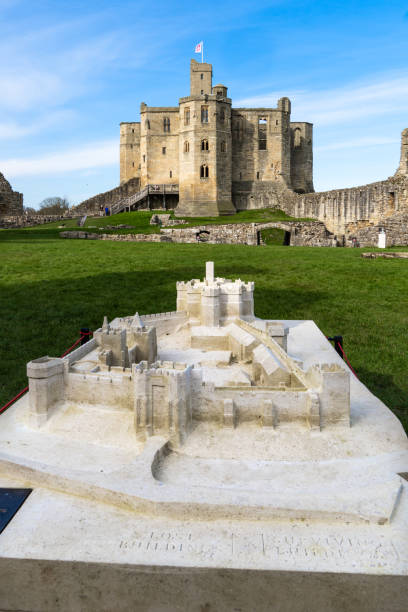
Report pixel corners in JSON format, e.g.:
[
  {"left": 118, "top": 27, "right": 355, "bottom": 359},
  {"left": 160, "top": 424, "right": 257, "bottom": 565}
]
[
  {"left": 0, "top": 172, "right": 23, "bottom": 218},
  {"left": 115, "top": 59, "right": 408, "bottom": 246},
  {"left": 7, "top": 57, "right": 402, "bottom": 247},
  {"left": 120, "top": 59, "right": 313, "bottom": 216}
]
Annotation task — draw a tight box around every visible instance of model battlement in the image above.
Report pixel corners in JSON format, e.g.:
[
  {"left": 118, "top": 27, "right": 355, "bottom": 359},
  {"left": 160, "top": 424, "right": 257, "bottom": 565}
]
[
  {"left": 176, "top": 261, "right": 254, "bottom": 325},
  {"left": 26, "top": 262, "right": 350, "bottom": 437},
  {"left": 134, "top": 360, "right": 189, "bottom": 374}
]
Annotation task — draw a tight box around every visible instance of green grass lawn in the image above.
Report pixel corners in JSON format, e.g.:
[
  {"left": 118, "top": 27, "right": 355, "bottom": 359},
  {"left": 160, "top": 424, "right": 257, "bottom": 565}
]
[{"left": 0, "top": 226, "right": 407, "bottom": 432}]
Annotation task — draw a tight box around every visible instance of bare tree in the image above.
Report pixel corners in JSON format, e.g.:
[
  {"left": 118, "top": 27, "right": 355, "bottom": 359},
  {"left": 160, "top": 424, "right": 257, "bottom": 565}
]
[
  {"left": 38, "top": 197, "right": 70, "bottom": 215},
  {"left": 23, "top": 206, "right": 37, "bottom": 215}
]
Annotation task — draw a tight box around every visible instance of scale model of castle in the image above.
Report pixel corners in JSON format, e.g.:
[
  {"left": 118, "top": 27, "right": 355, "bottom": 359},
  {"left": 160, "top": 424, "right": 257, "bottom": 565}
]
[
  {"left": 27, "top": 262, "right": 349, "bottom": 446},
  {"left": 120, "top": 60, "right": 313, "bottom": 216}
]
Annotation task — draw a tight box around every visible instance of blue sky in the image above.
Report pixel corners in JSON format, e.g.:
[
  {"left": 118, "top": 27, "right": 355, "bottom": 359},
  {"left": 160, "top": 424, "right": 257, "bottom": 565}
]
[{"left": 0, "top": 0, "right": 407, "bottom": 208}]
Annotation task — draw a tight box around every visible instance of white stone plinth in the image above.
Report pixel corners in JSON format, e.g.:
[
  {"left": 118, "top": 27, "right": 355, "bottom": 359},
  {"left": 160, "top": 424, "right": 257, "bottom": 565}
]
[{"left": 0, "top": 263, "right": 407, "bottom": 611}]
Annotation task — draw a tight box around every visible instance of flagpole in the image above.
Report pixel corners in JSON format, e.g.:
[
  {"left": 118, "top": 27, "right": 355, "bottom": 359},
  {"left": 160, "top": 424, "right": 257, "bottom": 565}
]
[{"left": 202, "top": 42, "right": 204, "bottom": 64}]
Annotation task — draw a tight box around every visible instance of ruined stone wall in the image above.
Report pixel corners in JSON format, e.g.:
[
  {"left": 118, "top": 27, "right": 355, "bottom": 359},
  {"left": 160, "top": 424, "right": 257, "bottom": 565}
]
[
  {"left": 232, "top": 180, "right": 297, "bottom": 212},
  {"left": 0, "top": 214, "right": 75, "bottom": 229},
  {"left": 162, "top": 220, "right": 331, "bottom": 246},
  {"left": 290, "top": 122, "right": 314, "bottom": 194},
  {"left": 0, "top": 172, "right": 23, "bottom": 217},
  {"left": 290, "top": 174, "right": 408, "bottom": 236},
  {"left": 256, "top": 221, "right": 335, "bottom": 247},
  {"left": 73, "top": 177, "right": 141, "bottom": 215},
  {"left": 396, "top": 128, "right": 408, "bottom": 176},
  {"left": 345, "top": 211, "right": 408, "bottom": 247},
  {"left": 60, "top": 220, "right": 332, "bottom": 247},
  {"left": 161, "top": 223, "right": 258, "bottom": 245},
  {"left": 231, "top": 101, "right": 291, "bottom": 187},
  {"left": 284, "top": 129, "right": 408, "bottom": 237}
]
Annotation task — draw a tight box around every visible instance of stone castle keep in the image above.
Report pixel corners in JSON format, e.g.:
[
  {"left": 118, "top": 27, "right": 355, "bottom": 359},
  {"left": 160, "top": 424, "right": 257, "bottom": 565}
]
[
  {"left": 119, "top": 59, "right": 313, "bottom": 216},
  {"left": 2, "top": 59, "right": 407, "bottom": 247}
]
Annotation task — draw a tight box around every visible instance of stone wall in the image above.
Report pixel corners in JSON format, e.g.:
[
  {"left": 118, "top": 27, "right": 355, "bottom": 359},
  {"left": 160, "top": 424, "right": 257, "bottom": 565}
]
[
  {"left": 60, "top": 220, "right": 333, "bottom": 247},
  {"left": 73, "top": 177, "right": 141, "bottom": 215},
  {"left": 231, "top": 100, "right": 292, "bottom": 188},
  {"left": 232, "top": 180, "right": 297, "bottom": 212},
  {"left": 0, "top": 214, "right": 75, "bottom": 229},
  {"left": 290, "top": 174, "right": 408, "bottom": 237},
  {"left": 290, "top": 122, "right": 314, "bottom": 194},
  {"left": 0, "top": 172, "right": 23, "bottom": 217},
  {"left": 345, "top": 211, "right": 408, "bottom": 247},
  {"left": 256, "top": 221, "right": 335, "bottom": 247},
  {"left": 287, "top": 129, "right": 408, "bottom": 238},
  {"left": 140, "top": 105, "right": 180, "bottom": 189}
]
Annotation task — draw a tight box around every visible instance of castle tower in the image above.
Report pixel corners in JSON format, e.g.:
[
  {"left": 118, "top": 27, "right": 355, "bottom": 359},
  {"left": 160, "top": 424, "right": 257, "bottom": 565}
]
[
  {"left": 176, "top": 60, "right": 235, "bottom": 216},
  {"left": 396, "top": 128, "right": 408, "bottom": 176},
  {"left": 290, "top": 121, "right": 314, "bottom": 193},
  {"left": 190, "top": 59, "right": 212, "bottom": 96}
]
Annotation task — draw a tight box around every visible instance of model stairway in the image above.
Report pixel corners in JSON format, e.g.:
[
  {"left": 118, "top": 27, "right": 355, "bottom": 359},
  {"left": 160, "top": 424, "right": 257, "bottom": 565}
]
[{"left": 111, "top": 184, "right": 179, "bottom": 216}]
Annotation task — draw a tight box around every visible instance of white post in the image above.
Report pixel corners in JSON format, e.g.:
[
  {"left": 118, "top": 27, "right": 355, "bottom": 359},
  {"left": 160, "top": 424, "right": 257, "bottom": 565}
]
[
  {"left": 378, "top": 229, "right": 386, "bottom": 249},
  {"left": 202, "top": 42, "right": 204, "bottom": 64},
  {"left": 206, "top": 261, "right": 214, "bottom": 282}
]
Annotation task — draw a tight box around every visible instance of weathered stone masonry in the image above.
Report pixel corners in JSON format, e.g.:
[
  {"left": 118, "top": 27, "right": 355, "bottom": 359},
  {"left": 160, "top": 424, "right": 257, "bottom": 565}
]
[
  {"left": 291, "top": 174, "right": 408, "bottom": 237},
  {"left": 280, "top": 130, "right": 408, "bottom": 245},
  {"left": 0, "top": 172, "right": 23, "bottom": 217},
  {"left": 74, "top": 177, "right": 141, "bottom": 216},
  {"left": 119, "top": 59, "right": 313, "bottom": 216},
  {"left": 73, "top": 57, "right": 408, "bottom": 247},
  {"left": 60, "top": 220, "right": 333, "bottom": 247}
]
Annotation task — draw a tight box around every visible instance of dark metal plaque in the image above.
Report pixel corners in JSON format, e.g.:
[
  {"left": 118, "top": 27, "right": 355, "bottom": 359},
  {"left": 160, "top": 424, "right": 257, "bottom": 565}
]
[{"left": 0, "top": 488, "right": 32, "bottom": 534}]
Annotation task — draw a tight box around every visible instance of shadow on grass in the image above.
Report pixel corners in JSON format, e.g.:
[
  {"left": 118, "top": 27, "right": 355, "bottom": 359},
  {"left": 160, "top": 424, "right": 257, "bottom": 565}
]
[{"left": 0, "top": 230, "right": 62, "bottom": 241}]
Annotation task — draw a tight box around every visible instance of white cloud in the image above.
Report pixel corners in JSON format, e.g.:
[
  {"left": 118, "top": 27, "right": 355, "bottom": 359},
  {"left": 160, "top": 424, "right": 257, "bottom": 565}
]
[
  {"left": 0, "top": 110, "right": 75, "bottom": 140},
  {"left": 315, "top": 136, "right": 399, "bottom": 152},
  {"left": 235, "top": 72, "right": 408, "bottom": 126},
  {"left": 0, "top": 139, "right": 117, "bottom": 177},
  {"left": 0, "top": 70, "right": 65, "bottom": 112},
  {"left": 0, "top": 20, "right": 129, "bottom": 113}
]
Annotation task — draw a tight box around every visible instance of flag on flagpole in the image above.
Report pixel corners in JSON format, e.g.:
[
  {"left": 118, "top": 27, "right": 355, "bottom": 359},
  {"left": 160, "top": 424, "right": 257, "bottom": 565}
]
[{"left": 195, "top": 41, "right": 204, "bottom": 63}]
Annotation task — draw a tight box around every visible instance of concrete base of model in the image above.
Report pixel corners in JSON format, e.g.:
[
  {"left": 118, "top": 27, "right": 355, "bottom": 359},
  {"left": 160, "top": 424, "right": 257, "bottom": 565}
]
[
  {"left": 0, "top": 263, "right": 407, "bottom": 611},
  {"left": 0, "top": 479, "right": 407, "bottom": 612},
  {"left": 0, "top": 558, "right": 407, "bottom": 612}
]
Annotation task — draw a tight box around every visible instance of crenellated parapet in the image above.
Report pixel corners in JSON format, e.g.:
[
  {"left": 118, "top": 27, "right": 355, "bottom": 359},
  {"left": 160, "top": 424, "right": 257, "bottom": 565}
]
[
  {"left": 177, "top": 261, "right": 254, "bottom": 326},
  {"left": 133, "top": 360, "right": 193, "bottom": 446},
  {"left": 94, "top": 313, "right": 157, "bottom": 367}
]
